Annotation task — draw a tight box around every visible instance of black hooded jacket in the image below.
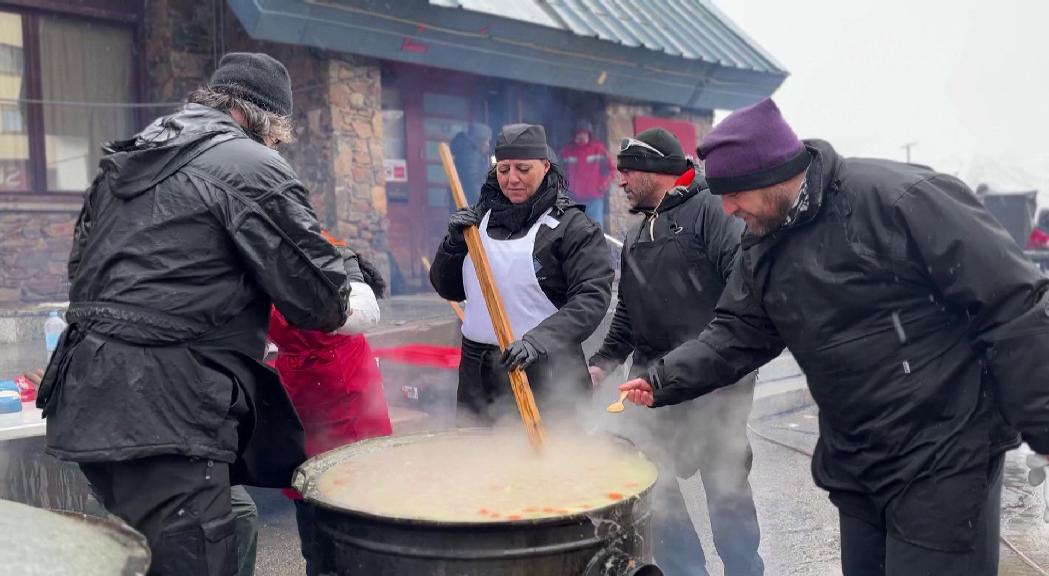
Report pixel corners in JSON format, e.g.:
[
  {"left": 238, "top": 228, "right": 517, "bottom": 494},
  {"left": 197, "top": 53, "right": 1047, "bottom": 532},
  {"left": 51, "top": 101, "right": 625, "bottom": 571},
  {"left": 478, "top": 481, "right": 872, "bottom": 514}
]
[
  {"left": 450, "top": 132, "right": 489, "bottom": 206},
  {"left": 589, "top": 169, "right": 743, "bottom": 372},
  {"left": 38, "top": 104, "right": 352, "bottom": 487},
  {"left": 646, "top": 140, "right": 1049, "bottom": 550}
]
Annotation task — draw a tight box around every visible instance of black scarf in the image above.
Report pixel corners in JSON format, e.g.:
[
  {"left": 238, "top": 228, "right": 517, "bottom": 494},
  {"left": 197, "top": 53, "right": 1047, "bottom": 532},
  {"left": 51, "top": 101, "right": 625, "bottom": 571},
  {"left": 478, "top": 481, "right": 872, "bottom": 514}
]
[{"left": 476, "top": 163, "right": 567, "bottom": 235}]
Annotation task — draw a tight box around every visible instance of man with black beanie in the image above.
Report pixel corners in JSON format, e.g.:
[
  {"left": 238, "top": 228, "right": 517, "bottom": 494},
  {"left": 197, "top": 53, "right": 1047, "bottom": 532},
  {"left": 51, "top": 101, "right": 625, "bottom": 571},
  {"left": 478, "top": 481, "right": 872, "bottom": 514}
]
[
  {"left": 39, "top": 52, "right": 360, "bottom": 576},
  {"left": 589, "top": 127, "right": 763, "bottom": 575}
]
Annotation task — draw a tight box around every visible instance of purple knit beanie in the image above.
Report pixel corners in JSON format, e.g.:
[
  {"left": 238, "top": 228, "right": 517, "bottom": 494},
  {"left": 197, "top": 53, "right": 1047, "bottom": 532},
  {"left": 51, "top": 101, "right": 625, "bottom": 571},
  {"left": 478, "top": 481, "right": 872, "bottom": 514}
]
[{"left": 698, "top": 98, "right": 810, "bottom": 195}]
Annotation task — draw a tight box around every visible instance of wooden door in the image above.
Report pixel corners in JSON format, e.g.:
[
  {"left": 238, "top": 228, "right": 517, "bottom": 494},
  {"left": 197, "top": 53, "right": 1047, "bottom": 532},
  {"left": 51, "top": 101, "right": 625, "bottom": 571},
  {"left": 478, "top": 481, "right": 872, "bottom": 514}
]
[{"left": 385, "top": 65, "right": 481, "bottom": 293}]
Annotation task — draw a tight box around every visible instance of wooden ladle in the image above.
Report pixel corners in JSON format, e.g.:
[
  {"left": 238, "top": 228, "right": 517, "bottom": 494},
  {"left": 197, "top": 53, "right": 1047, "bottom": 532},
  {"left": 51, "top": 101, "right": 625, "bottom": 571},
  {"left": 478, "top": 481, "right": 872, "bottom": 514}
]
[{"left": 606, "top": 391, "right": 629, "bottom": 413}]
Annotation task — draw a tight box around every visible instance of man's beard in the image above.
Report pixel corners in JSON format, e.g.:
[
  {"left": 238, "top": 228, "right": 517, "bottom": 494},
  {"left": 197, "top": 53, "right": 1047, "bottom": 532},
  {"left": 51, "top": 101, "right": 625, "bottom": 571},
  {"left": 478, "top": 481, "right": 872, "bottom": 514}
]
[
  {"left": 627, "top": 174, "right": 660, "bottom": 210},
  {"left": 738, "top": 186, "right": 795, "bottom": 236}
]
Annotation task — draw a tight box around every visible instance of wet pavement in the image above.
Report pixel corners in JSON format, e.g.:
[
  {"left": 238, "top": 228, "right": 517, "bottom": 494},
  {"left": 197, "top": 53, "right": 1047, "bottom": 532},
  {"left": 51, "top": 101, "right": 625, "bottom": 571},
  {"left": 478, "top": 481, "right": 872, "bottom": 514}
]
[{"left": 728, "top": 405, "right": 1049, "bottom": 576}]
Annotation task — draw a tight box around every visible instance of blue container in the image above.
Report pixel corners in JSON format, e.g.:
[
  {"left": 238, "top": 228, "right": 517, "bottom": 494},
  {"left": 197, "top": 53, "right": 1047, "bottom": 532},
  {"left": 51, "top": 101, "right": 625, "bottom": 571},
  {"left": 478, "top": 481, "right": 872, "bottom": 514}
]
[{"left": 0, "top": 379, "right": 21, "bottom": 414}]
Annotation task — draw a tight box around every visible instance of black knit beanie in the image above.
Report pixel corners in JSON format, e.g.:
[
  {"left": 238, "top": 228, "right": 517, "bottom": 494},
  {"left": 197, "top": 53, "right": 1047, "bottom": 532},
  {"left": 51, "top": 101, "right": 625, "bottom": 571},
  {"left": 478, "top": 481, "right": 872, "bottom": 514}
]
[
  {"left": 208, "top": 52, "right": 293, "bottom": 116},
  {"left": 617, "top": 127, "right": 689, "bottom": 175},
  {"left": 495, "top": 124, "right": 549, "bottom": 161}
]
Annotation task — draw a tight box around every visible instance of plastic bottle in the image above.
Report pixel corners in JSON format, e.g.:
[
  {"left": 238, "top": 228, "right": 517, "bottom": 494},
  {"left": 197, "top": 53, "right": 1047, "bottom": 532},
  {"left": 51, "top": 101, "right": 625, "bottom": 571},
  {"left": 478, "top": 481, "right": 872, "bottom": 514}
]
[{"left": 44, "top": 310, "right": 67, "bottom": 361}]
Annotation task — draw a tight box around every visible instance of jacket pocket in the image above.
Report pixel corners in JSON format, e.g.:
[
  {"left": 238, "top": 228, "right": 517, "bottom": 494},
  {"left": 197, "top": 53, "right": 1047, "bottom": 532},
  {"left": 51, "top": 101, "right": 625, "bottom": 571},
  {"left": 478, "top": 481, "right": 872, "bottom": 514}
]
[
  {"left": 37, "top": 325, "right": 81, "bottom": 415},
  {"left": 152, "top": 512, "right": 237, "bottom": 576},
  {"left": 202, "top": 512, "right": 238, "bottom": 576},
  {"left": 187, "top": 349, "right": 236, "bottom": 431}
]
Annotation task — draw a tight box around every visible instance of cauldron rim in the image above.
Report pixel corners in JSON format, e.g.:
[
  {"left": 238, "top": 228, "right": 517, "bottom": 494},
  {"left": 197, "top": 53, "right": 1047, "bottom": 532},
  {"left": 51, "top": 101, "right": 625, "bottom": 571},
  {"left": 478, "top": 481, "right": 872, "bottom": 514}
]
[
  {"left": 292, "top": 429, "right": 658, "bottom": 528},
  {"left": 0, "top": 500, "right": 152, "bottom": 576},
  {"left": 50, "top": 510, "right": 152, "bottom": 574}
]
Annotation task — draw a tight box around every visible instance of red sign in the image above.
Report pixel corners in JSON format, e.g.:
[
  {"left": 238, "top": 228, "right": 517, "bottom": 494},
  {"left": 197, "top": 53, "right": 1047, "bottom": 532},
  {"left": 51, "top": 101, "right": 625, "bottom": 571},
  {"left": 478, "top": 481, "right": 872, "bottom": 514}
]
[
  {"left": 632, "top": 116, "right": 698, "bottom": 159},
  {"left": 384, "top": 159, "right": 408, "bottom": 183}
]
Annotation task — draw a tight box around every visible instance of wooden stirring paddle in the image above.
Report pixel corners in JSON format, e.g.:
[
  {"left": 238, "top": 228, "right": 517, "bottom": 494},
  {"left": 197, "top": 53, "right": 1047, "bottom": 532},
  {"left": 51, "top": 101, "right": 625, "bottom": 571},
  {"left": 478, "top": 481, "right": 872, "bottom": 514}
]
[{"left": 438, "top": 142, "right": 545, "bottom": 452}]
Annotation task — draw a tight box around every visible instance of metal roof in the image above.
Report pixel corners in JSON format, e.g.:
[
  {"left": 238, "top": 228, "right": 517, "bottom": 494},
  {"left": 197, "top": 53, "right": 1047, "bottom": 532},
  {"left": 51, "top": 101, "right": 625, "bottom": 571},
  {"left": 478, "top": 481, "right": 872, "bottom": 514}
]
[
  {"left": 227, "top": 0, "right": 788, "bottom": 110},
  {"left": 429, "top": 0, "right": 784, "bottom": 74}
]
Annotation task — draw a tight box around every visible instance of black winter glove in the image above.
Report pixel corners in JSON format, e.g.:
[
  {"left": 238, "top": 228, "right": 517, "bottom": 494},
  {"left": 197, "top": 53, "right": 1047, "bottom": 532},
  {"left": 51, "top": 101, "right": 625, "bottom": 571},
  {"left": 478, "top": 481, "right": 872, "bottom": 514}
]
[
  {"left": 448, "top": 207, "right": 481, "bottom": 247},
  {"left": 501, "top": 339, "right": 543, "bottom": 371},
  {"left": 358, "top": 253, "right": 387, "bottom": 299}
]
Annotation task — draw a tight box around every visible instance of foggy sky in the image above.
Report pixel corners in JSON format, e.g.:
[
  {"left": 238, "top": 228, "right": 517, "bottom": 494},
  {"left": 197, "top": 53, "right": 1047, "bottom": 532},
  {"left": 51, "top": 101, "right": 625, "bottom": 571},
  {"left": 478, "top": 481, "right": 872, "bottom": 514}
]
[{"left": 710, "top": 0, "right": 1049, "bottom": 204}]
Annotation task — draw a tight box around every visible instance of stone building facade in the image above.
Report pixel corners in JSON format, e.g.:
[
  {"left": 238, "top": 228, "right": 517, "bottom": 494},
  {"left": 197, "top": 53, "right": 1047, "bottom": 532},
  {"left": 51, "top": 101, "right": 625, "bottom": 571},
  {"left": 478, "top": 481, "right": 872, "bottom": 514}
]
[{"left": 0, "top": 0, "right": 725, "bottom": 306}]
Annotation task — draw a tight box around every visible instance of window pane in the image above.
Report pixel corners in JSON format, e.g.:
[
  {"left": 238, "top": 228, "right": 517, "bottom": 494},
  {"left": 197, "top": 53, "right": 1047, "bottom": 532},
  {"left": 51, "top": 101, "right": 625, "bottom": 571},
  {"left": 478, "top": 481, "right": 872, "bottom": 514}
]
[
  {"left": 39, "top": 15, "right": 134, "bottom": 192},
  {"left": 427, "top": 186, "right": 449, "bottom": 208},
  {"left": 382, "top": 109, "right": 405, "bottom": 160},
  {"left": 426, "top": 163, "right": 448, "bottom": 185},
  {"left": 423, "top": 117, "right": 467, "bottom": 141},
  {"left": 0, "top": 12, "right": 29, "bottom": 192},
  {"left": 422, "top": 93, "right": 468, "bottom": 117}
]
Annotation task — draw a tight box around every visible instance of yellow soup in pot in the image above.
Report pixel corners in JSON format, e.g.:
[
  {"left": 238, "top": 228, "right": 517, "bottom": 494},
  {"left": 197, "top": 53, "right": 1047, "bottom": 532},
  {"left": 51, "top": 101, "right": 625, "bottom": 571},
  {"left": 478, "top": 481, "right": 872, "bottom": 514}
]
[{"left": 314, "top": 433, "right": 657, "bottom": 523}]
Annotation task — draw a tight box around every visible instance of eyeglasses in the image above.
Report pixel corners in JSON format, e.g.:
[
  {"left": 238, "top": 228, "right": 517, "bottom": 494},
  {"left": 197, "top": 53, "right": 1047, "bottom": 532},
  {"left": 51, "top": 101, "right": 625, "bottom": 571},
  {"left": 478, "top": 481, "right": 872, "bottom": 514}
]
[{"left": 620, "top": 137, "right": 665, "bottom": 157}]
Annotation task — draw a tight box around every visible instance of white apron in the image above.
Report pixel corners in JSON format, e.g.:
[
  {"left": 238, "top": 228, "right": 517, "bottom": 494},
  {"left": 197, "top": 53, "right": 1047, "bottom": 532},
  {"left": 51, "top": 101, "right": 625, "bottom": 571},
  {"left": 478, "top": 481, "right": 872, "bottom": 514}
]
[{"left": 461, "top": 209, "right": 559, "bottom": 345}]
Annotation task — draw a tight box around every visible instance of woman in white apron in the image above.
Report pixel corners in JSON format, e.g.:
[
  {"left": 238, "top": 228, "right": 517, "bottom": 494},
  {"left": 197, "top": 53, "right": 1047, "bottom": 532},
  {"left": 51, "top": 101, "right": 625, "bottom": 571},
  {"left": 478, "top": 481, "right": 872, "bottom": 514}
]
[{"left": 430, "top": 123, "right": 614, "bottom": 425}]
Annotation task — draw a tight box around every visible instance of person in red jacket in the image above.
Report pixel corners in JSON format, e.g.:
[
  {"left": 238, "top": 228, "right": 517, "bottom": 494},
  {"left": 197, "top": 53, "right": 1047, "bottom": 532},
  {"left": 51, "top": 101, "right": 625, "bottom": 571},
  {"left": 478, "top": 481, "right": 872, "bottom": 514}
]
[
  {"left": 559, "top": 119, "right": 614, "bottom": 227},
  {"left": 1026, "top": 210, "right": 1049, "bottom": 250},
  {"left": 268, "top": 232, "right": 391, "bottom": 576}
]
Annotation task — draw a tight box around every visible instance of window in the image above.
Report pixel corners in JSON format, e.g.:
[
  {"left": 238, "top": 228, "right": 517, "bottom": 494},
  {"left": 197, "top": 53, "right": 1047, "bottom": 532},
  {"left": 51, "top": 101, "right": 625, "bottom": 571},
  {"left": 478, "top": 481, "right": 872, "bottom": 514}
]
[
  {"left": 0, "top": 12, "right": 28, "bottom": 192},
  {"left": 0, "top": 9, "right": 135, "bottom": 195},
  {"left": 0, "top": 43, "right": 22, "bottom": 75},
  {"left": 0, "top": 104, "right": 23, "bottom": 133}
]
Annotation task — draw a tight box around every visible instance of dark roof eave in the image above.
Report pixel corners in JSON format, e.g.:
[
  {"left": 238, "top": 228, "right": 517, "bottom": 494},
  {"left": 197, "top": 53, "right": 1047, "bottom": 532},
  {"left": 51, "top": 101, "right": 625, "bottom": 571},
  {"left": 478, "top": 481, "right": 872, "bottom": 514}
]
[{"left": 227, "top": 0, "right": 786, "bottom": 110}]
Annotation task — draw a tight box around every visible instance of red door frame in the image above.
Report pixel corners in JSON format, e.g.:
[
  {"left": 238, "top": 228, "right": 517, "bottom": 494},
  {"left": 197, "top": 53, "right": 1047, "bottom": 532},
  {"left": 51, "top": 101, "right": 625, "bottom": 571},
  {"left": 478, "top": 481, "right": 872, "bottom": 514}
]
[{"left": 386, "top": 63, "right": 486, "bottom": 291}]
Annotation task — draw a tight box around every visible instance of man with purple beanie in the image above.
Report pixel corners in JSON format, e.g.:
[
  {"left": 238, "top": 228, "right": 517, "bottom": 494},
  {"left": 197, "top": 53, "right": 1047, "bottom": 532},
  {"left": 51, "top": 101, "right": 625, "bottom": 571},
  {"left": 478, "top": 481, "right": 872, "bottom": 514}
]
[{"left": 619, "top": 99, "right": 1049, "bottom": 575}]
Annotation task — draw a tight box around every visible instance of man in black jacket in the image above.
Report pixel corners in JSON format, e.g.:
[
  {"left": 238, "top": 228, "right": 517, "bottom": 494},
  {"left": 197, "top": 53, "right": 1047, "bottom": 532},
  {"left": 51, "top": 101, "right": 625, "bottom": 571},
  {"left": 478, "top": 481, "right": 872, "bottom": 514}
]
[
  {"left": 37, "top": 53, "right": 359, "bottom": 576},
  {"left": 621, "top": 99, "right": 1049, "bottom": 576},
  {"left": 589, "top": 128, "right": 762, "bottom": 576},
  {"left": 450, "top": 123, "right": 492, "bottom": 207}
]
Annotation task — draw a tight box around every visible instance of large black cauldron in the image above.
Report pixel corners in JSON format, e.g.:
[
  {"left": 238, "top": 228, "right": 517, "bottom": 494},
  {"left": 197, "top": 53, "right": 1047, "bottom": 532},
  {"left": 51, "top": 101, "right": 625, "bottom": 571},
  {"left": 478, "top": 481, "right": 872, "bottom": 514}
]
[
  {"left": 292, "top": 430, "right": 661, "bottom": 576},
  {"left": 0, "top": 499, "right": 150, "bottom": 575}
]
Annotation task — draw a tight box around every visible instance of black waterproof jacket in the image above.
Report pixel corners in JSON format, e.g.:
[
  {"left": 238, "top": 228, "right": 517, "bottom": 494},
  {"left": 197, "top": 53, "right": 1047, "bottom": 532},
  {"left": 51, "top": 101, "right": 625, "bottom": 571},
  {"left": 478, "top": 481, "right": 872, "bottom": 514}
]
[
  {"left": 429, "top": 190, "right": 614, "bottom": 402},
  {"left": 589, "top": 170, "right": 742, "bottom": 371},
  {"left": 37, "top": 104, "right": 352, "bottom": 487},
  {"left": 648, "top": 140, "right": 1049, "bottom": 550}
]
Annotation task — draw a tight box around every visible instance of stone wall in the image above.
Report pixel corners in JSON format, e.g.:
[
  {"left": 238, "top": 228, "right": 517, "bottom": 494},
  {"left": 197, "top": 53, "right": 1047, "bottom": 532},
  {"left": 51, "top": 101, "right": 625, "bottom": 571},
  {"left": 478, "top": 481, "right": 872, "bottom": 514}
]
[
  {"left": 141, "top": 0, "right": 212, "bottom": 109},
  {"left": 603, "top": 102, "right": 714, "bottom": 239},
  {"left": 0, "top": 213, "right": 75, "bottom": 303},
  {"left": 327, "top": 58, "right": 389, "bottom": 272}
]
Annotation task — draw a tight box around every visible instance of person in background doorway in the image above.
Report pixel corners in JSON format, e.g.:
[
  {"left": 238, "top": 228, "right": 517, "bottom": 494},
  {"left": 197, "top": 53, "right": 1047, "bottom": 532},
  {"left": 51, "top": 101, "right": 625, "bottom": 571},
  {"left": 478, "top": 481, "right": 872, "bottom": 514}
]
[
  {"left": 450, "top": 123, "right": 493, "bottom": 207},
  {"left": 560, "top": 119, "right": 614, "bottom": 227},
  {"left": 1026, "top": 209, "right": 1049, "bottom": 250},
  {"left": 269, "top": 235, "right": 392, "bottom": 576},
  {"left": 430, "top": 123, "right": 613, "bottom": 425},
  {"left": 589, "top": 128, "right": 762, "bottom": 576}
]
